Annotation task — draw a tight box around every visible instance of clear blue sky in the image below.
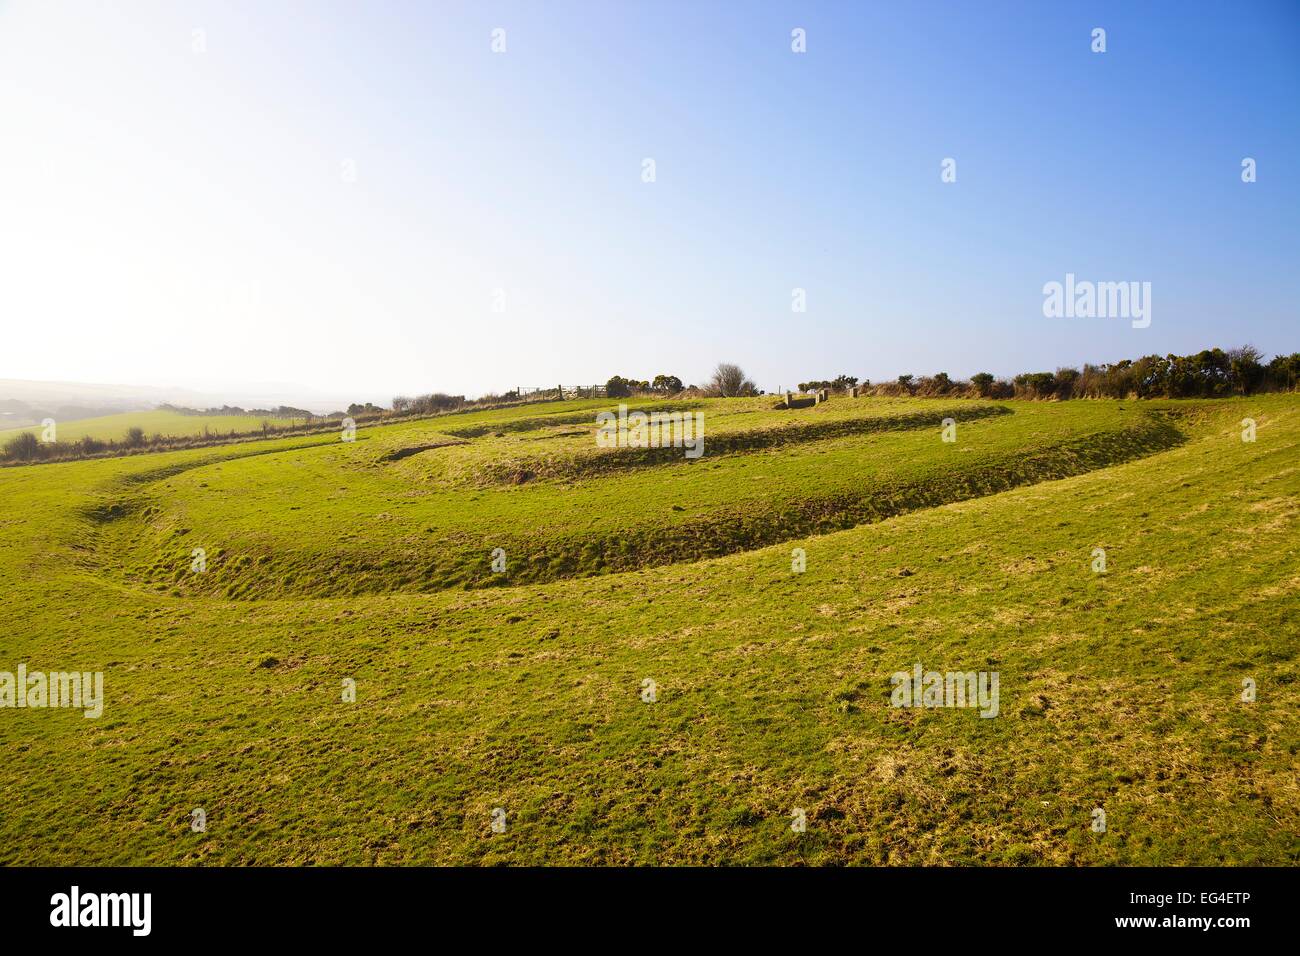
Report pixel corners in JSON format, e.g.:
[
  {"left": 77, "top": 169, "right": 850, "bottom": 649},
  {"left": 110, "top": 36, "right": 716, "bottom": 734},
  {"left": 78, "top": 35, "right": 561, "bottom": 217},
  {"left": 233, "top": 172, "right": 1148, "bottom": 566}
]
[{"left": 1, "top": 0, "right": 1296, "bottom": 399}]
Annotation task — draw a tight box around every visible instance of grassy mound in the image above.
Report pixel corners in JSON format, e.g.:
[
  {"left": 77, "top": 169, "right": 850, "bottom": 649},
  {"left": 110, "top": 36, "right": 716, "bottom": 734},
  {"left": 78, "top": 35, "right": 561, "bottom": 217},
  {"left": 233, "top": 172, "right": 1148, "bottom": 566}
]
[{"left": 96, "top": 401, "right": 1176, "bottom": 598}]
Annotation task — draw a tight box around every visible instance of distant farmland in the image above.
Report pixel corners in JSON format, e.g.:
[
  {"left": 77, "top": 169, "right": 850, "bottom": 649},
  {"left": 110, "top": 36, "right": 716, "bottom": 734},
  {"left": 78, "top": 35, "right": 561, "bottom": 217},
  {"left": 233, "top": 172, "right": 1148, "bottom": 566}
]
[{"left": 0, "top": 409, "right": 302, "bottom": 444}]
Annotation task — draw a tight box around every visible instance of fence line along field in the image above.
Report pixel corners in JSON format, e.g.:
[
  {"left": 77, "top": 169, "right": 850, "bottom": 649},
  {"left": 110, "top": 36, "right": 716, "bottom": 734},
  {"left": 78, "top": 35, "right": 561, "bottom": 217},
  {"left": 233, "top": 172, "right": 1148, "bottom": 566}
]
[
  {"left": 0, "top": 393, "right": 1296, "bottom": 864},
  {"left": 0, "top": 409, "right": 304, "bottom": 444}
]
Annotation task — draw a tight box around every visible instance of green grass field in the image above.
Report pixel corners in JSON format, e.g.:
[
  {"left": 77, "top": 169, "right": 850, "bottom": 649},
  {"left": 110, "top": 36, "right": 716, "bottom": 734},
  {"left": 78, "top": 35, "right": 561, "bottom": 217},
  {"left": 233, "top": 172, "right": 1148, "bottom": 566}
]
[
  {"left": 0, "top": 409, "right": 300, "bottom": 444},
  {"left": 1, "top": 394, "right": 1296, "bottom": 864}
]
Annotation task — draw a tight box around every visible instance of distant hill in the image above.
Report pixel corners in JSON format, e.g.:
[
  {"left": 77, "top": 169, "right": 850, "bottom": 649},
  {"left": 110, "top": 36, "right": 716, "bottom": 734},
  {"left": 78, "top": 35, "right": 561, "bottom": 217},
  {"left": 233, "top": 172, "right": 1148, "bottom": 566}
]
[{"left": 0, "top": 408, "right": 302, "bottom": 444}]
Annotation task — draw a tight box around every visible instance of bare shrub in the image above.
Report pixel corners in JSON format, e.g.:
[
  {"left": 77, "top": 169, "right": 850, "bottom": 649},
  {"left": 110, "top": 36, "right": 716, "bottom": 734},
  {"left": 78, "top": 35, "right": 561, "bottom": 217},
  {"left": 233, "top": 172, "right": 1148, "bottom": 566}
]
[{"left": 709, "top": 362, "right": 757, "bottom": 397}]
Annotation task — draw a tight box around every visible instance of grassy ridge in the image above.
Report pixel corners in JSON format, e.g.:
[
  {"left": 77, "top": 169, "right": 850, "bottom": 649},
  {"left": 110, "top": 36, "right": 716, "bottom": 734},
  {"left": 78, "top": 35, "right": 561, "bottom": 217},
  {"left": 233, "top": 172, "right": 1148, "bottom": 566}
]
[
  {"left": 0, "top": 395, "right": 1295, "bottom": 865},
  {"left": 96, "top": 400, "right": 1166, "bottom": 597},
  {"left": 472, "top": 404, "right": 1013, "bottom": 485}
]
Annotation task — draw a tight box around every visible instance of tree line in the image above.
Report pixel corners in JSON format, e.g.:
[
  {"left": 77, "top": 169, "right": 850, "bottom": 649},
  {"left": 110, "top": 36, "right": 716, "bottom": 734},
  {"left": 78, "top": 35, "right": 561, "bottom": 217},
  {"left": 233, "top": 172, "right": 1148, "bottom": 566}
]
[
  {"left": 604, "top": 365, "right": 757, "bottom": 398},
  {"left": 803, "top": 347, "right": 1299, "bottom": 400}
]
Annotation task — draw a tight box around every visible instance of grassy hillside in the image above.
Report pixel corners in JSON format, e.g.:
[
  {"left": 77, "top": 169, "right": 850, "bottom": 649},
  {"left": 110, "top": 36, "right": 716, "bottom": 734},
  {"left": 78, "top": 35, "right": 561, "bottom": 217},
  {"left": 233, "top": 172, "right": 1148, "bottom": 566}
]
[
  {"left": 0, "top": 408, "right": 299, "bottom": 444},
  {"left": 0, "top": 394, "right": 1295, "bottom": 865}
]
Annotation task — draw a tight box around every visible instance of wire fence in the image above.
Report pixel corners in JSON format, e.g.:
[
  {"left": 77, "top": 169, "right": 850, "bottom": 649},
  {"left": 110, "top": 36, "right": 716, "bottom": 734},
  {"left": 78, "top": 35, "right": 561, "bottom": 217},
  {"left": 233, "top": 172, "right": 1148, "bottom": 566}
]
[{"left": 513, "top": 385, "right": 607, "bottom": 400}]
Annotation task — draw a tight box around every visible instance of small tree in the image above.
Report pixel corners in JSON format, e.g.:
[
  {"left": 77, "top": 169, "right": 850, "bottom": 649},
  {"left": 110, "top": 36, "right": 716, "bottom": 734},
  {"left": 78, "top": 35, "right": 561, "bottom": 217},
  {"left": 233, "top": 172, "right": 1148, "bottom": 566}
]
[
  {"left": 606, "top": 375, "right": 634, "bottom": 398},
  {"left": 709, "top": 362, "right": 757, "bottom": 397},
  {"left": 971, "top": 372, "right": 994, "bottom": 397},
  {"left": 1267, "top": 352, "right": 1300, "bottom": 391},
  {"left": 1053, "top": 367, "right": 1081, "bottom": 399},
  {"left": 1014, "top": 372, "right": 1056, "bottom": 399},
  {"left": 1227, "top": 345, "right": 1265, "bottom": 394},
  {"left": 3, "top": 431, "right": 40, "bottom": 461}
]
